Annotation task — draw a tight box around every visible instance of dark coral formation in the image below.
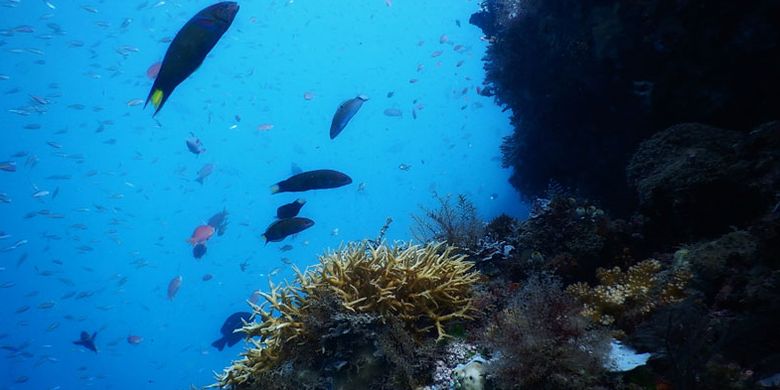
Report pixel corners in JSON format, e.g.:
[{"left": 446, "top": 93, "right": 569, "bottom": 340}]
[
  {"left": 627, "top": 122, "right": 780, "bottom": 243},
  {"left": 481, "top": 275, "right": 611, "bottom": 389},
  {"left": 471, "top": 0, "right": 780, "bottom": 212}
]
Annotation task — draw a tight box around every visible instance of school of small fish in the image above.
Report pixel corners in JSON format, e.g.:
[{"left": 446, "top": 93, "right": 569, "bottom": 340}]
[{"left": 0, "top": 0, "right": 490, "bottom": 388}]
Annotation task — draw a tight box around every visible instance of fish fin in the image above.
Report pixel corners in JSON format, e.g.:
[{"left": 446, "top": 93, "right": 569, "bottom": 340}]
[
  {"left": 151, "top": 89, "right": 164, "bottom": 111},
  {"left": 270, "top": 184, "right": 280, "bottom": 194},
  {"left": 211, "top": 337, "right": 226, "bottom": 351}
]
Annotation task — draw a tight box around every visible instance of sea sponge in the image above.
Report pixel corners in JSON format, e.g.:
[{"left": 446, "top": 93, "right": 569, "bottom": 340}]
[{"left": 218, "top": 241, "right": 480, "bottom": 388}]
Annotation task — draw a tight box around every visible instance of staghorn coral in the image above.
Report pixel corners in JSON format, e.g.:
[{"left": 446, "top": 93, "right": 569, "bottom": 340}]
[
  {"left": 567, "top": 259, "right": 691, "bottom": 327},
  {"left": 218, "top": 241, "right": 480, "bottom": 388}
]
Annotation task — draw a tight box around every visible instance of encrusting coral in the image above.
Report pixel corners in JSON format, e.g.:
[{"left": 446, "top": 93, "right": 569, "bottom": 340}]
[
  {"left": 217, "top": 241, "right": 480, "bottom": 388},
  {"left": 566, "top": 259, "right": 691, "bottom": 327}
]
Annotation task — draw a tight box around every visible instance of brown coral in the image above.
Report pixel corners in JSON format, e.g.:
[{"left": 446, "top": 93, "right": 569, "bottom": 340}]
[
  {"left": 218, "top": 241, "right": 480, "bottom": 387},
  {"left": 567, "top": 259, "right": 691, "bottom": 327}
]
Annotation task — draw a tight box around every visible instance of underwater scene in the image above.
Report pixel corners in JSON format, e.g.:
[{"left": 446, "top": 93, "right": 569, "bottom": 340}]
[{"left": 1, "top": 0, "right": 778, "bottom": 389}]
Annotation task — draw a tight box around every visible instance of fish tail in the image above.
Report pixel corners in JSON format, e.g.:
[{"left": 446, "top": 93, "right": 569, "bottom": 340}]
[
  {"left": 211, "top": 337, "right": 226, "bottom": 351},
  {"left": 145, "top": 86, "right": 166, "bottom": 116},
  {"left": 270, "top": 184, "right": 280, "bottom": 194}
]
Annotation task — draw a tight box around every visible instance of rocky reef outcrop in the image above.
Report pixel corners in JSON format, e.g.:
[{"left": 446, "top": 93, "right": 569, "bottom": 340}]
[{"left": 471, "top": 0, "right": 780, "bottom": 213}]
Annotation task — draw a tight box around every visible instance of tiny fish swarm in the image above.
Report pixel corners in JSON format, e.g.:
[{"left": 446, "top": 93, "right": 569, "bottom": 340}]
[{"left": 218, "top": 241, "right": 479, "bottom": 387}]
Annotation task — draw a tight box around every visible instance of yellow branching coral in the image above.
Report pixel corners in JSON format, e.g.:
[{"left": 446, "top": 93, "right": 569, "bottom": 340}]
[
  {"left": 566, "top": 259, "right": 692, "bottom": 326},
  {"left": 217, "top": 241, "right": 480, "bottom": 388}
]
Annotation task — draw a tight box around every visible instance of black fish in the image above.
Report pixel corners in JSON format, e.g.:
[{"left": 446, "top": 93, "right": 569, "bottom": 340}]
[
  {"left": 276, "top": 199, "right": 305, "bottom": 219},
  {"left": 207, "top": 208, "right": 229, "bottom": 236},
  {"left": 73, "top": 330, "right": 97, "bottom": 353},
  {"left": 211, "top": 311, "right": 251, "bottom": 351},
  {"left": 262, "top": 217, "right": 314, "bottom": 243},
  {"left": 193, "top": 243, "right": 207, "bottom": 259},
  {"left": 330, "top": 95, "right": 368, "bottom": 139},
  {"left": 270, "top": 169, "right": 352, "bottom": 194},
  {"left": 145, "top": 2, "right": 239, "bottom": 115}
]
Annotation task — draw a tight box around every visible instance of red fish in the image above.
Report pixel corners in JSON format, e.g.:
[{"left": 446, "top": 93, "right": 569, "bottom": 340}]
[
  {"left": 146, "top": 61, "right": 162, "bottom": 80},
  {"left": 167, "top": 275, "right": 182, "bottom": 300},
  {"left": 127, "top": 335, "right": 143, "bottom": 345},
  {"left": 187, "top": 225, "right": 214, "bottom": 245}
]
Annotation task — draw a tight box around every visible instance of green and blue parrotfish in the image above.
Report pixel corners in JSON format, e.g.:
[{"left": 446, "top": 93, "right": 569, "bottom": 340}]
[{"left": 145, "top": 2, "right": 239, "bottom": 116}]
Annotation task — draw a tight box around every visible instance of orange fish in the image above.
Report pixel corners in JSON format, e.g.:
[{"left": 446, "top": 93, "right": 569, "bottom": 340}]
[
  {"left": 167, "top": 275, "right": 182, "bottom": 300},
  {"left": 187, "top": 224, "right": 214, "bottom": 245}
]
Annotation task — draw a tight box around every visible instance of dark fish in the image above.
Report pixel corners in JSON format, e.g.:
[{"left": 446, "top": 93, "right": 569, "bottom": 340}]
[
  {"left": 145, "top": 2, "right": 239, "bottom": 115},
  {"left": 276, "top": 199, "right": 305, "bottom": 219},
  {"left": 73, "top": 331, "right": 97, "bottom": 353},
  {"left": 330, "top": 95, "right": 368, "bottom": 139},
  {"left": 211, "top": 311, "right": 251, "bottom": 351},
  {"left": 207, "top": 208, "right": 229, "bottom": 236},
  {"left": 261, "top": 217, "right": 315, "bottom": 243},
  {"left": 185, "top": 133, "right": 206, "bottom": 155},
  {"left": 270, "top": 169, "right": 352, "bottom": 194},
  {"left": 193, "top": 243, "right": 207, "bottom": 259},
  {"left": 202, "top": 273, "right": 213, "bottom": 281}
]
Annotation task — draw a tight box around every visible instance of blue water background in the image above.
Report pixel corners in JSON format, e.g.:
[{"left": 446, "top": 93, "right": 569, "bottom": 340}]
[{"left": 0, "top": 1, "right": 526, "bottom": 388}]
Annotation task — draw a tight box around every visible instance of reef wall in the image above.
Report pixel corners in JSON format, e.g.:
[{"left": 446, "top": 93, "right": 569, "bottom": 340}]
[{"left": 471, "top": 0, "right": 780, "bottom": 213}]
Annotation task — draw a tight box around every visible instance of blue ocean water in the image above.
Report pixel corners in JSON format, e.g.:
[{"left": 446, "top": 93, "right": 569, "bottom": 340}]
[{"left": 0, "top": 1, "right": 526, "bottom": 388}]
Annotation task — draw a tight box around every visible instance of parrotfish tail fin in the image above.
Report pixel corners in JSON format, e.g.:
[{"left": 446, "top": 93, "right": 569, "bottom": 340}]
[
  {"left": 270, "top": 184, "right": 280, "bottom": 194},
  {"left": 211, "top": 337, "right": 226, "bottom": 351}
]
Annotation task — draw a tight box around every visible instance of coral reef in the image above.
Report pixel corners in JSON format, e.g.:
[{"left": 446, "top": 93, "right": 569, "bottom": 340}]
[
  {"left": 218, "top": 241, "right": 480, "bottom": 389},
  {"left": 411, "top": 193, "right": 484, "bottom": 250},
  {"left": 471, "top": 0, "right": 780, "bottom": 212},
  {"left": 627, "top": 121, "right": 780, "bottom": 243},
  {"left": 478, "top": 194, "right": 643, "bottom": 283},
  {"left": 481, "top": 275, "right": 611, "bottom": 389},
  {"left": 566, "top": 259, "right": 691, "bottom": 328}
]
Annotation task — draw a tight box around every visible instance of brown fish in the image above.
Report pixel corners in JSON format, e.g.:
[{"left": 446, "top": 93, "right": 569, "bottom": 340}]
[{"left": 167, "top": 275, "right": 182, "bottom": 300}]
